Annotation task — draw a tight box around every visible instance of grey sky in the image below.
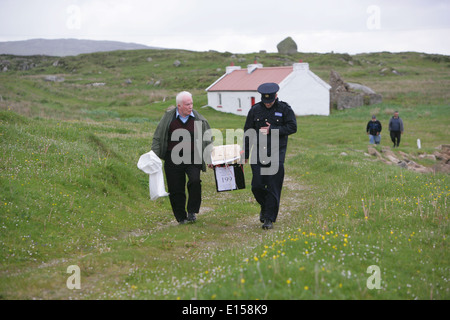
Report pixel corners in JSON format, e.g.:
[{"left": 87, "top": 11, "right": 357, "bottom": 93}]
[{"left": 1, "top": 0, "right": 449, "bottom": 54}]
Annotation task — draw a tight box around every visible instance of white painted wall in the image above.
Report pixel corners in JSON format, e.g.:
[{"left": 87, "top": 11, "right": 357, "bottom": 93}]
[{"left": 207, "top": 91, "right": 257, "bottom": 116}]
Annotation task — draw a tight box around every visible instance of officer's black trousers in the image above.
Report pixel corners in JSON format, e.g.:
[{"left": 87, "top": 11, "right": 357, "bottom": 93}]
[
  {"left": 251, "top": 162, "right": 285, "bottom": 223},
  {"left": 164, "top": 156, "right": 202, "bottom": 222}
]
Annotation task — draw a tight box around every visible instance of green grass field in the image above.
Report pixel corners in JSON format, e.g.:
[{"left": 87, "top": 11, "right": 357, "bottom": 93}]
[{"left": 0, "top": 49, "right": 449, "bottom": 299}]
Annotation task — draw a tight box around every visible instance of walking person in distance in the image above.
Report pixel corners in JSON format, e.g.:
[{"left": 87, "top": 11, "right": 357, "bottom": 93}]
[
  {"left": 388, "top": 111, "right": 404, "bottom": 148},
  {"left": 366, "top": 115, "right": 382, "bottom": 145}
]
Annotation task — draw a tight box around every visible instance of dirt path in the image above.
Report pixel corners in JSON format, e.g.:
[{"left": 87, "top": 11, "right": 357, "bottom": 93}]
[{"left": 4, "top": 170, "right": 311, "bottom": 299}]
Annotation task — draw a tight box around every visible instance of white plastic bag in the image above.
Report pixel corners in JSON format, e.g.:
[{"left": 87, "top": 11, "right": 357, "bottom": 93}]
[{"left": 137, "top": 151, "right": 169, "bottom": 200}]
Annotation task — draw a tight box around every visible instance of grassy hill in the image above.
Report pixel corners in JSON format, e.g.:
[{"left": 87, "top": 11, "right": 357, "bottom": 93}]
[{"left": 0, "top": 49, "right": 449, "bottom": 300}]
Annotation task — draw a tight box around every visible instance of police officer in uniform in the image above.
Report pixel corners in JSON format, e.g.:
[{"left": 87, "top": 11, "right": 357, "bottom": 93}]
[{"left": 243, "top": 83, "right": 297, "bottom": 229}]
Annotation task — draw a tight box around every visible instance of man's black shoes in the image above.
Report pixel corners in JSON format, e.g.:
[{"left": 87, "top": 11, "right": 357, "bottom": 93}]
[
  {"left": 178, "top": 213, "right": 196, "bottom": 225},
  {"left": 262, "top": 219, "right": 273, "bottom": 230}
]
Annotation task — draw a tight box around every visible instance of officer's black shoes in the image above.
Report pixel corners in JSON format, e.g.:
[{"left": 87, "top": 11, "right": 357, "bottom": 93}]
[
  {"left": 262, "top": 220, "right": 273, "bottom": 230},
  {"left": 187, "top": 212, "right": 197, "bottom": 223},
  {"left": 178, "top": 219, "right": 187, "bottom": 225}
]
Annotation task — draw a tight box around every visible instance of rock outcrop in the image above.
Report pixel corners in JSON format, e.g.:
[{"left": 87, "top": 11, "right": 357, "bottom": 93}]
[
  {"left": 329, "top": 70, "right": 382, "bottom": 110},
  {"left": 366, "top": 145, "right": 450, "bottom": 173}
]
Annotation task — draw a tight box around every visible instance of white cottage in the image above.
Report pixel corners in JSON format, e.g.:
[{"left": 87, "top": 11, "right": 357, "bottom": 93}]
[{"left": 206, "top": 62, "right": 331, "bottom": 116}]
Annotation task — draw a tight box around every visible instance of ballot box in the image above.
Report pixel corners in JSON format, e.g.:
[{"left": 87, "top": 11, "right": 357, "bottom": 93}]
[
  {"left": 213, "top": 164, "right": 245, "bottom": 192},
  {"left": 211, "top": 145, "right": 245, "bottom": 192}
]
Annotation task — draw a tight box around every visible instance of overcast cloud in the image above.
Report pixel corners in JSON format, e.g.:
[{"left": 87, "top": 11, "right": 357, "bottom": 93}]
[{"left": 1, "top": 0, "right": 449, "bottom": 54}]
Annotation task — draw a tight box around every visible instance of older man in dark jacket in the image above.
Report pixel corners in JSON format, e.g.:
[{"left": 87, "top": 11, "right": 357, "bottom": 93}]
[{"left": 152, "top": 91, "right": 213, "bottom": 224}]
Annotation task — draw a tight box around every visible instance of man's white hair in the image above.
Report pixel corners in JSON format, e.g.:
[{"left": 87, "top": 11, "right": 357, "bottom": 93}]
[{"left": 176, "top": 91, "right": 192, "bottom": 106}]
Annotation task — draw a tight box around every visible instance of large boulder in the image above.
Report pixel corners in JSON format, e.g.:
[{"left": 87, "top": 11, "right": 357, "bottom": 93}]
[
  {"left": 346, "top": 82, "right": 375, "bottom": 94},
  {"left": 277, "top": 37, "right": 298, "bottom": 55}
]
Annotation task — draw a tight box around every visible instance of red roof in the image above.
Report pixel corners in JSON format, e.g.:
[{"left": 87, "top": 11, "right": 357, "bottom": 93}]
[{"left": 207, "top": 66, "right": 293, "bottom": 92}]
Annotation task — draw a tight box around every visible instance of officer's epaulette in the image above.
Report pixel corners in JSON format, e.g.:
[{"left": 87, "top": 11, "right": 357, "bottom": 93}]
[{"left": 277, "top": 100, "right": 292, "bottom": 109}]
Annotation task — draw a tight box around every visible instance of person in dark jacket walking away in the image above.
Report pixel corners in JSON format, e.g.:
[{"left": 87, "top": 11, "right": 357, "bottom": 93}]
[
  {"left": 388, "top": 111, "right": 404, "bottom": 148},
  {"left": 366, "top": 115, "right": 382, "bottom": 144},
  {"left": 243, "top": 83, "right": 297, "bottom": 230}
]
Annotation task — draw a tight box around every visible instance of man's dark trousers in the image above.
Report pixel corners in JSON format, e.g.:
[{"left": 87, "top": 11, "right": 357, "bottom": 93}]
[
  {"left": 390, "top": 131, "right": 401, "bottom": 147},
  {"left": 251, "top": 162, "right": 285, "bottom": 223},
  {"left": 164, "top": 155, "right": 202, "bottom": 222}
]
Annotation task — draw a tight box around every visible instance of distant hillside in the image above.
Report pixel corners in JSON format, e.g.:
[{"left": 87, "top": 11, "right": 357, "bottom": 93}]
[{"left": 0, "top": 38, "right": 163, "bottom": 56}]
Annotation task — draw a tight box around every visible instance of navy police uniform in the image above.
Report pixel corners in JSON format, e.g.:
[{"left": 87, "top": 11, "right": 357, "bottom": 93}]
[{"left": 244, "top": 83, "right": 297, "bottom": 229}]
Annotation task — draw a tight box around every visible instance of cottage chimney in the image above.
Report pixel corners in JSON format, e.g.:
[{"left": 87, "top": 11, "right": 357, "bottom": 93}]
[
  {"left": 293, "top": 62, "right": 309, "bottom": 72},
  {"left": 247, "top": 62, "right": 263, "bottom": 74},
  {"left": 226, "top": 63, "right": 241, "bottom": 74}
]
